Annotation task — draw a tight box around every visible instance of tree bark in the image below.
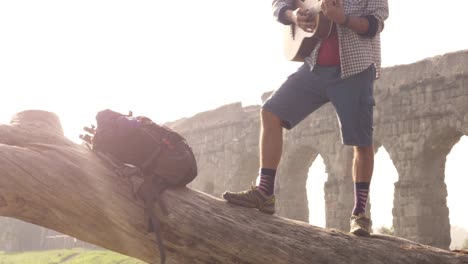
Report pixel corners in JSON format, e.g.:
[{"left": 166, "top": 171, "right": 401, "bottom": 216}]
[{"left": 0, "top": 110, "right": 467, "bottom": 264}]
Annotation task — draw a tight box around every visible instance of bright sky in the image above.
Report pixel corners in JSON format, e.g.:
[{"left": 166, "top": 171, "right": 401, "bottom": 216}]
[{"left": 1, "top": 0, "right": 467, "bottom": 232}]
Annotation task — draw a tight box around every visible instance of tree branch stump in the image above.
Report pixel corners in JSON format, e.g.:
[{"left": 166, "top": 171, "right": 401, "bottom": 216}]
[{"left": 1, "top": 110, "right": 467, "bottom": 264}]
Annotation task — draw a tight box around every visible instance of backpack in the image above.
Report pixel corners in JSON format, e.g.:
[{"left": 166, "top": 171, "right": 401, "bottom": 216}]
[{"left": 80, "top": 109, "right": 198, "bottom": 264}]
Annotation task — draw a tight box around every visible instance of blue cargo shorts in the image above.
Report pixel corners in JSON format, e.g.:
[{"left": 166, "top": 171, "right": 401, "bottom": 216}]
[{"left": 262, "top": 63, "right": 376, "bottom": 147}]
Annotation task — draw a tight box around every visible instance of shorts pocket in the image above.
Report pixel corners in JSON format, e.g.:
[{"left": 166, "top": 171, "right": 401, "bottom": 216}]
[{"left": 360, "top": 95, "right": 376, "bottom": 106}]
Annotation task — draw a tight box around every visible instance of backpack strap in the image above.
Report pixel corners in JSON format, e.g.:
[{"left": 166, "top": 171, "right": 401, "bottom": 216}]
[
  {"left": 91, "top": 148, "right": 168, "bottom": 264},
  {"left": 137, "top": 175, "right": 169, "bottom": 264},
  {"left": 140, "top": 146, "right": 163, "bottom": 174}
]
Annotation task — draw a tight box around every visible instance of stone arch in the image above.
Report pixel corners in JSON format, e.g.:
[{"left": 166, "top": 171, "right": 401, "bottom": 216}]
[
  {"left": 307, "top": 154, "right": 328, "bottom": 227},
  {"left": 445, "top": 135, "right": 468, "bottom": 249},
  {"left": 388, "top": 128, "right": 463, "bottom": 249},
  {"left": 191, "top": 138, "right": 259, "bottom": 198},
  {"left": 229, "top": 151, "right": 259, "bottom": 193},
  {"left": 189, "top": 153, "right": 220, "bottom": 196},
  {"left": 275, "top": 144, "right": 322, "bottom": 222},
  {"left": 320, "top": 145, "right": 354, "bottom": 230},
  {"left": 371, "top": 144, "right": 399, "bottom": 233},
  {"left": 190, "top": 150, "right": 258, "bottom": 197}
]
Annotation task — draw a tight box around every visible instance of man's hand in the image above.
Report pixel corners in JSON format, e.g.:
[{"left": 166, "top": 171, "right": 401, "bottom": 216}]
[
  {"left": 321, "top": 0, "right": 346, "bottom": 25},
  {"left": 293, "top": 8, "right": 317, "bottom": 33}
]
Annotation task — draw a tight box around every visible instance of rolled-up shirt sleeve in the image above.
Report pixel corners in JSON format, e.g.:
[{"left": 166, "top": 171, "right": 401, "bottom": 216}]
[
  {"left": 364, "top": 0, "right": 389, "bottom": 35},
  {"left": 272, "top": 0, "right": 294, "bottom": 25},
  {"left": 359, "top": 15, "right": 379, "bottom": 37}
]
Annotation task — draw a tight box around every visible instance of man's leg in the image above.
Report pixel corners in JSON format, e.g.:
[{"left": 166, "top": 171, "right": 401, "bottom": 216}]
[
  {"left": 327, "top": 65, "right": 376, "bottom": 235},
  {"left": 349, "top": 145, "right": 374, "bottom": 236},
  {"left": 260, "top": 108, "right": 283, "bottom": 170},
  {"left": 257, "top": 109, "right": 283, "bottom": 196},
  {"left": 352, "top": 145, "right": 374, "bottom": 215},
  {"left": 223, "top": 63, "right": 330, "bottom": 214},
  {"left": 221, "top": 109, "right": 282, "bottom": 214}
]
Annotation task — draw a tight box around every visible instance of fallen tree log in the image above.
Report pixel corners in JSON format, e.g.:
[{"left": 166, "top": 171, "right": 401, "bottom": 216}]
[{"left": 0, "top": 110, "right": 467, "bottom": 264}]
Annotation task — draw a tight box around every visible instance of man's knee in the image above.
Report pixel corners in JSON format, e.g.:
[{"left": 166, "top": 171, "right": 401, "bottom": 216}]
[
  {"left": 354, "top": 145, "right": 374, "bottom": 157},
  {"left": 260, "top": 108, "right": 281, "bottom": 127}
]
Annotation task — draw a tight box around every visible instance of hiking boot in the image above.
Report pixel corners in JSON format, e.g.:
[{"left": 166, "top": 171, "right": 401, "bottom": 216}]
[
  {"left": 350, "top": 213, "right": 372, "bottom": 237},
  {"left": 222, "top": 186, "right": 275, "bottom": 214}
]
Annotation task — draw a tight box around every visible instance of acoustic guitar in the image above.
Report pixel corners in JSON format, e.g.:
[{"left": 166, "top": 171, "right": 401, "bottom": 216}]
[{"left": 283, "top": 0, "right": 334, "bottom": 62}]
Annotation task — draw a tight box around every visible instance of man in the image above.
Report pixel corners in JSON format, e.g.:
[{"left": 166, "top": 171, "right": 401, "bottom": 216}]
[{"left": 223, "top": 0, "right": 389, "bottom": 236}]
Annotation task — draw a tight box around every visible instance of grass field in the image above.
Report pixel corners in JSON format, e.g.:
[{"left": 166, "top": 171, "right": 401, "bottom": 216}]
[{"left": 0, "top": 249, "right": 146, "bottom": 264}]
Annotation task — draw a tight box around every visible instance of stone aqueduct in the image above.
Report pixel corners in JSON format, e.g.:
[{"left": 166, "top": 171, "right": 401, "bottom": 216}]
[{"left": 167, "top": 50, "right": 468, "bottom": 249}]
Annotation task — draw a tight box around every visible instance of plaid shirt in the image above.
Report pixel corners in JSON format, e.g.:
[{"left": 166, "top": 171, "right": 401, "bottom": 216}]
[{"left": 273, "top": 0, "right": 389, "bottom": 79}]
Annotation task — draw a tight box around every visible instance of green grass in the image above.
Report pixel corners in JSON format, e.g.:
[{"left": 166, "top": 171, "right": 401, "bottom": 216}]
[{"left": 0, "top": 248, "right": 146, "bottom": 264}]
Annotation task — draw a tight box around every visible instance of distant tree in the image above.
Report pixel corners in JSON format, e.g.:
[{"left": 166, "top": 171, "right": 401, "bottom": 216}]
[
  {"left": 0, "top": 217, "right": 43, "bottom": 252},
  {"left": 463, "top": 238, "right": 468, "bottom": 249},
  {"left": 377, "top": 225, "right": 394, "bottom": 236},
  {"left": 0, "top": 217, "right": 15, "bottom": 251}
]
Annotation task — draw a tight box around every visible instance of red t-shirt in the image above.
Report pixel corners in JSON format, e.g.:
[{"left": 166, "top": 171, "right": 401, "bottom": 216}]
[{"left": 317, "top": 26, "right": 340, "bottom": 66}]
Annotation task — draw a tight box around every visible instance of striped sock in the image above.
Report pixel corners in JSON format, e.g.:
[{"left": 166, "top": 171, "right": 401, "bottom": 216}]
[
  {"left": 257, "top": 168, "right": 276, "bottom": 196},
  {"left": 352, "top": 182, "right": 370, "bottom": 216}
]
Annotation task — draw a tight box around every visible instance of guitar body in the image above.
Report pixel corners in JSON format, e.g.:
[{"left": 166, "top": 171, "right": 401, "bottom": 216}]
[{"left": 283, "top": 0, "right": 334, "bottom": 62}]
